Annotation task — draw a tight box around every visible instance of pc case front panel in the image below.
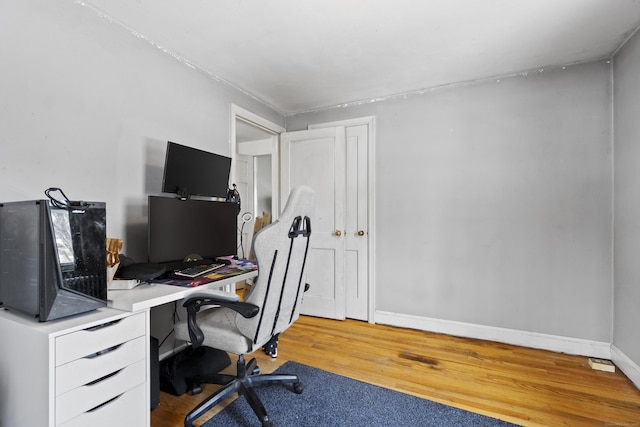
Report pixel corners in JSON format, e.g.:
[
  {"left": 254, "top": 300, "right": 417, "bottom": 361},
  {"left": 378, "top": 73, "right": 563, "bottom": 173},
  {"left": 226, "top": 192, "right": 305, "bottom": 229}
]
[{"left": 49, "top": 203, "right": 107, "bottom": 302}]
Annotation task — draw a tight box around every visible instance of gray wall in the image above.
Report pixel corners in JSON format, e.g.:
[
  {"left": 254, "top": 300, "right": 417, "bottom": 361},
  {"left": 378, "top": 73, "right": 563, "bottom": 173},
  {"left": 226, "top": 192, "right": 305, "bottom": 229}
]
[
  {"left": 614, "top": 30, "right": 640, "bottom": 365},
  {"left": 0, "top": 0, "right": 283, "bottom": 261},
  {"left": 287, "top": 61, "right": 613, "bottom": 342}
]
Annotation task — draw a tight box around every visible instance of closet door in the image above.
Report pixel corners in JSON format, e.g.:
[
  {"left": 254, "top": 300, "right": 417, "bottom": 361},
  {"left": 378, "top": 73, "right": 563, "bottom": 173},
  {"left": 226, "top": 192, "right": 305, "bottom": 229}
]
[
  {"left": 281, "top": 127, "right": 346, "bottom": 319},
  {"left": 341, "top": 123, "right": 369, "bottom": 320}
]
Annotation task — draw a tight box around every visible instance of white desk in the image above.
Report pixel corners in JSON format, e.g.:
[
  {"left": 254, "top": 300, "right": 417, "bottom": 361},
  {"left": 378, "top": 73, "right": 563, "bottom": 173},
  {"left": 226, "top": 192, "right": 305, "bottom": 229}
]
[
  {"left": 0, "top": 270, "right": 258, "bottom": 427},
  {"left": 107, "top": 270, "right": 258, "bottom": 312}
]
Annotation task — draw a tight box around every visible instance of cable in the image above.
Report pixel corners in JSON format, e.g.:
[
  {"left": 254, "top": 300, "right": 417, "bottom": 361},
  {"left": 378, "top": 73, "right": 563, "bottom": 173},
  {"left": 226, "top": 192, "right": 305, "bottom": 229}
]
[
  {"left": 158, "top": 328, "right": 174, "bottom": 349},
  {"left": 158, "top": 302, "right": 181, "bottom": 350},
  {"left": 44, "top": 187, "right": 88, "bottom": 208},
  {"left": 44, "top": 187, "right": 71, "bottom": 208}
]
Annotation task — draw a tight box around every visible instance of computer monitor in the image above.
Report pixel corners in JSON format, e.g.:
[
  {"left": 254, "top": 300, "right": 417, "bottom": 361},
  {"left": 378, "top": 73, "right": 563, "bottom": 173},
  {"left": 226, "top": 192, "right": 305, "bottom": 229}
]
[
  {"left": 147, "top": 196, "right": 237, "bottom": 264},
  {"left": 162, "top": 141, "right": 231, "bottom": 199}
]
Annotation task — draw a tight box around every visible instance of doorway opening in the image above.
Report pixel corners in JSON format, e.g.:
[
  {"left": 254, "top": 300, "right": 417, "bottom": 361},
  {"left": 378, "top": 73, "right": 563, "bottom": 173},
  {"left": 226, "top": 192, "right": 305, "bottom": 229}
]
[{"left": 230, "top": 105, "right": 284, "bottom": 259}]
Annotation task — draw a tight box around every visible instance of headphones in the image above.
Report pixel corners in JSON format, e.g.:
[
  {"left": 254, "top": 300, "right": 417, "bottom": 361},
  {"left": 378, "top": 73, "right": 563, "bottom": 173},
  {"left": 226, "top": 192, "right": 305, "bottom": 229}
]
[{"left": 226, "top": 183, "right": 241, "bottom": 215}]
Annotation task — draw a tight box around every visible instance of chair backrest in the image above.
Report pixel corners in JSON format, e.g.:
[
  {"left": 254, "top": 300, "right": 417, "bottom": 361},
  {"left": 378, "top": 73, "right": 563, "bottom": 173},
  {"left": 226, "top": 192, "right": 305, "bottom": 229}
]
[{"left": 235, "top": 186, "right": 315, "bottom": 348}]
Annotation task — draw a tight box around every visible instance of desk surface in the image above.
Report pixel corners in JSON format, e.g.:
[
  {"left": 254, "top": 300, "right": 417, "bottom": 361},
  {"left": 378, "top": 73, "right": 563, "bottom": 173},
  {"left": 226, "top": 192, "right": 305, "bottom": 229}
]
[{"left": 107, "top": 270, "right": 258, "bottom": 312}]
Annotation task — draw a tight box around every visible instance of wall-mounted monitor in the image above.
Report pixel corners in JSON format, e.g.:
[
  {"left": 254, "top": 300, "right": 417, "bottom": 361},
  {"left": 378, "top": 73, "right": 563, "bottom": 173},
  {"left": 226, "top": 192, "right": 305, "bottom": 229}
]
[
  {"left": 147, "top": 196, "right": 237, "bottom": 264},
  {"left": 162, "top": 141, "right": 231, "bottom": 199}
]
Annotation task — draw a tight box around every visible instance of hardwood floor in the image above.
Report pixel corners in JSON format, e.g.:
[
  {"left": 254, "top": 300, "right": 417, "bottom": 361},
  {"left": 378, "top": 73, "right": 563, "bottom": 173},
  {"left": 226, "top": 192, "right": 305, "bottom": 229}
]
[{"left": 151, "top": 315, "right": 640, "bottom": 427}]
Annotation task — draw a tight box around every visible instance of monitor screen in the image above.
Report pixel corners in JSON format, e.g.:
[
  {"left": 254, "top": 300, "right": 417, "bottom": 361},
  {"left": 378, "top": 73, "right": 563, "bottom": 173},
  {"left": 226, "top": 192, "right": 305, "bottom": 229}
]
[
  {"left": 162, "top": 141, "right": 231, "bottom": 199},
  {"left": 148, "top": 196, "right": 237, "bottom": 264}
]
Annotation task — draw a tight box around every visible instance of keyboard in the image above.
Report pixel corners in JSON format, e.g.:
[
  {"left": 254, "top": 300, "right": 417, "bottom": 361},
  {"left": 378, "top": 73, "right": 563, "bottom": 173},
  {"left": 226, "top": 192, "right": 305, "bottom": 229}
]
[{"left": 173, "top": 263, "right": 225, "bottom": 278}]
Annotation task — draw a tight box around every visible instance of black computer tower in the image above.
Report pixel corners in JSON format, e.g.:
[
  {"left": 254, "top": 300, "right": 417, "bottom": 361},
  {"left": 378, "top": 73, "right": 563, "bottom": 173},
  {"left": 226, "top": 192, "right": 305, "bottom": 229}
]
[
  {"left": 0, "top": 199, "right": 107, "bottom": 321},
  {"left": 150, "top": 336, "right": 160, "bottom": 410}
]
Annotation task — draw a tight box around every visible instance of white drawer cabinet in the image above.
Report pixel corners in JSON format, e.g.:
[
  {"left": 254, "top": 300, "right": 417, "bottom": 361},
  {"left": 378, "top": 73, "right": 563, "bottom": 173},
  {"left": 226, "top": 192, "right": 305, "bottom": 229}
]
[
  {"left": 56, "top": 359, "right": 146, "bottom": 425},
  {"left": 58, "top": 383, "right": 147, "bottom": 427},
  {"left": 0, "top": 308, "right": 150, "bottom": 427},
  {"left": 56, "top": 335, "right": 146, "bottom": 396},
  {"left": 56, "top": 312, "right": 146, "bottom": 365}
]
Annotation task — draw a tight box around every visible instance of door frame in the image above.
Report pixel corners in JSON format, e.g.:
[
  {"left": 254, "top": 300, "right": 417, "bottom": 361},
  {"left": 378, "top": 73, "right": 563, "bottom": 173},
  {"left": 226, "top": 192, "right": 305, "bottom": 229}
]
[
  {"left": 230, "top": 105, "right": 285, "bottom": 219},
  {"left": 309, "top": 116, "right": 376, "bottom": 323}
]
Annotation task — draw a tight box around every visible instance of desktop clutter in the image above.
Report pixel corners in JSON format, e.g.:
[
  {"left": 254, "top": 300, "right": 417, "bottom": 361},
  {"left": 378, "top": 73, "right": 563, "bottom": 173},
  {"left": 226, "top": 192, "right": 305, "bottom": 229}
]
[
  {"left": 110, "top": 253, "right": 256, "bottom": 289},
  {"left": 109, "top": 254, "right": 165, "bottom": 289},
  {"left": 106, "top": 237, "right": 144, "bottom": 290}
]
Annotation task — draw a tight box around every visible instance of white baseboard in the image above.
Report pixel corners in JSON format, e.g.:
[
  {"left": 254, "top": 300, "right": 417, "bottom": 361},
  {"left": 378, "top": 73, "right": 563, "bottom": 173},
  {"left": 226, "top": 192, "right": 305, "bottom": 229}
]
[
  {"left": 374, "top": 310, "right": 611, "bottom": 358},
  {"left": 611, "top": 345, "right": 640, "bottom": 390}
]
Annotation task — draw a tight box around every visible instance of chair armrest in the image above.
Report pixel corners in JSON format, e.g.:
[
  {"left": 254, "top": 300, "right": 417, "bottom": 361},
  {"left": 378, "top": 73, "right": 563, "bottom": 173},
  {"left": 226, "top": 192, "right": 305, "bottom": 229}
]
[
  {"left": 182, "top": 294, "right": 260, "bottom": 348},
  {"left": 182, "top": 293, "right": 259, "bottom": 317},
  {"left": 186, "top": 290, "right": 240, "bottom": 303}
]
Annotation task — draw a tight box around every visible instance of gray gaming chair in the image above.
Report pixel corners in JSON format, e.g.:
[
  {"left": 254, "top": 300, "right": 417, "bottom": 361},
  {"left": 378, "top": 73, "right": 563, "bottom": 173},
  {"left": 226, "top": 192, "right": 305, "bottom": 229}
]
[{"left": 174, "top": 185, "right": 315, "bottom": 427}]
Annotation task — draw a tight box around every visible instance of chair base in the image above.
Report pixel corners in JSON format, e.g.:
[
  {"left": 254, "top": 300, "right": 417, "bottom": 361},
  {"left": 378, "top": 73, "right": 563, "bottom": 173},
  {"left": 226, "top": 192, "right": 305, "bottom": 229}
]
[{"left": 184, "top": 353, "right": 303, "bottom": 427}]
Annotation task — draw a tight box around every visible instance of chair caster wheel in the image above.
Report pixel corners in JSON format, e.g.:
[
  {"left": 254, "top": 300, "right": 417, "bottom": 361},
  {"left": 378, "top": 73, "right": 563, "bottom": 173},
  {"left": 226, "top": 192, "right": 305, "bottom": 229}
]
[
  {"left": 293, "top": 382, "right": 304, "bottom": 394},
  {"left": 191, "top": 385, "right": 202, "bottom": 395},
  {"left": 252, "top": 366, "right": 261, "bottom": 375},
  {"left": 261, "top": 415, "right": 273, "bottom": 427}
]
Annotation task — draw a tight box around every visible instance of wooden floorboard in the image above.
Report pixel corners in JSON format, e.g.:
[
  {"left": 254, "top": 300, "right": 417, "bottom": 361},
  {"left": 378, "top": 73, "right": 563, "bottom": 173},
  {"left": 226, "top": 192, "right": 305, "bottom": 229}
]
[{"left": 151, "top": 315, "right": 640, "bottom": 427}]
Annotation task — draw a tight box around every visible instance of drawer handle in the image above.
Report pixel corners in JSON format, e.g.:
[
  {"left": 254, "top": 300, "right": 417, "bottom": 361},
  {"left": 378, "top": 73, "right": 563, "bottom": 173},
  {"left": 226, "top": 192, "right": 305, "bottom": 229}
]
[
  {"left": 86, "top": 343, "right": 123, "bottom": 359},
  {"left": 85, "top": 318, "right": 122, "bottom": 332},
  {"left": 86, "top": 368, "right": 123, "bottom": 386},
  {"left": 86, "top": 393, "right": 124, "bottom": 413}
]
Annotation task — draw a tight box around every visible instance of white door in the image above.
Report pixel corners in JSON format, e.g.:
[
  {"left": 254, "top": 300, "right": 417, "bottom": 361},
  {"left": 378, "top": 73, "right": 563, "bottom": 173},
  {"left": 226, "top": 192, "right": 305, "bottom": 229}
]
[
  {"left": 309, "top": 120, "right": 371, "bottom": 321},
  {"left": 343, "top": 124, "right": 369, "bottom": 320},
  {"left": 281, "top": 127, "right": 347, "bottom": 319}
]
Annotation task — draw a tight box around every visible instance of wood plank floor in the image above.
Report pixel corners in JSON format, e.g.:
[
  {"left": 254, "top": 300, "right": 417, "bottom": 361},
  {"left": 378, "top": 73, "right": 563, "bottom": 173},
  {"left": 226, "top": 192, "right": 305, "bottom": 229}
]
[{"left": 151, "top": 315, "right": 640, "bottom": 427}]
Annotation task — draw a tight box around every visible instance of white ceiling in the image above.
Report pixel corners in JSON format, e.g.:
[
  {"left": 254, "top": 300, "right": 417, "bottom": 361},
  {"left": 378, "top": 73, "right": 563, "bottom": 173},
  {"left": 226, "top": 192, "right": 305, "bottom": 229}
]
[{"left": 83, "top": 0, "right": 640, "bottom": 115}]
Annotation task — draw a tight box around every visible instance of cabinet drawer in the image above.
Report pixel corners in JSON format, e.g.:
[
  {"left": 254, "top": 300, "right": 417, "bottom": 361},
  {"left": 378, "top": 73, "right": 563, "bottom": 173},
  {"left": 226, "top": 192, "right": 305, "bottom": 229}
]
[
  {"left": 56, "top": 359, "right": 145, "bottom": 426},
  {"left": 56, "top": 335, "right": 146, "bottom": 396},
  {"left": 55, "top": 312, "right": 145, "bottom": 366},
  {"left": 57, "top": 382, "right": 146, "bottom": 427}
]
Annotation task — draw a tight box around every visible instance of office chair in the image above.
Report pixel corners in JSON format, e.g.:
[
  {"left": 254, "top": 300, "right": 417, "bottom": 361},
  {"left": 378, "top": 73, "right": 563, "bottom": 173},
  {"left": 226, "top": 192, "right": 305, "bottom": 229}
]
[{"left": 174, "top": 185, "right": 314, "bottom": 427}]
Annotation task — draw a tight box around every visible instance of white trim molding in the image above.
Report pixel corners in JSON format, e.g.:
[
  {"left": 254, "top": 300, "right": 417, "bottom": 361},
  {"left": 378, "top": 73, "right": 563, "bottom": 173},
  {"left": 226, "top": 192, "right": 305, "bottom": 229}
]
[
  {"left": 375, "top": 310, "right": 612, "bottom": 359},
  {"left": 230, "top": 104, "right": 285, "bottom": 219},
  {"left": 611, "top": 345, "right": 640, "bottom": 390}
]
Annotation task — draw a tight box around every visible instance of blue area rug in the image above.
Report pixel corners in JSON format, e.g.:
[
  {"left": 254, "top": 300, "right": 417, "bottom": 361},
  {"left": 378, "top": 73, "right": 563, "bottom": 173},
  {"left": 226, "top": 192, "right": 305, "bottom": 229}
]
[{"left": 203, "top": 361, "right": 519, "bottom": 426}]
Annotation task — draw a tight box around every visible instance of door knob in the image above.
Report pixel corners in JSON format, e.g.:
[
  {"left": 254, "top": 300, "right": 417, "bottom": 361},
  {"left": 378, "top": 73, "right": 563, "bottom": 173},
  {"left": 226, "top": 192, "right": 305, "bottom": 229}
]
[
  {"left": 335, "top": 230, "right": 342, "bottom": 237},
  {"left": 357, "top": 230, "right": 365, "bottom": 236}
]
